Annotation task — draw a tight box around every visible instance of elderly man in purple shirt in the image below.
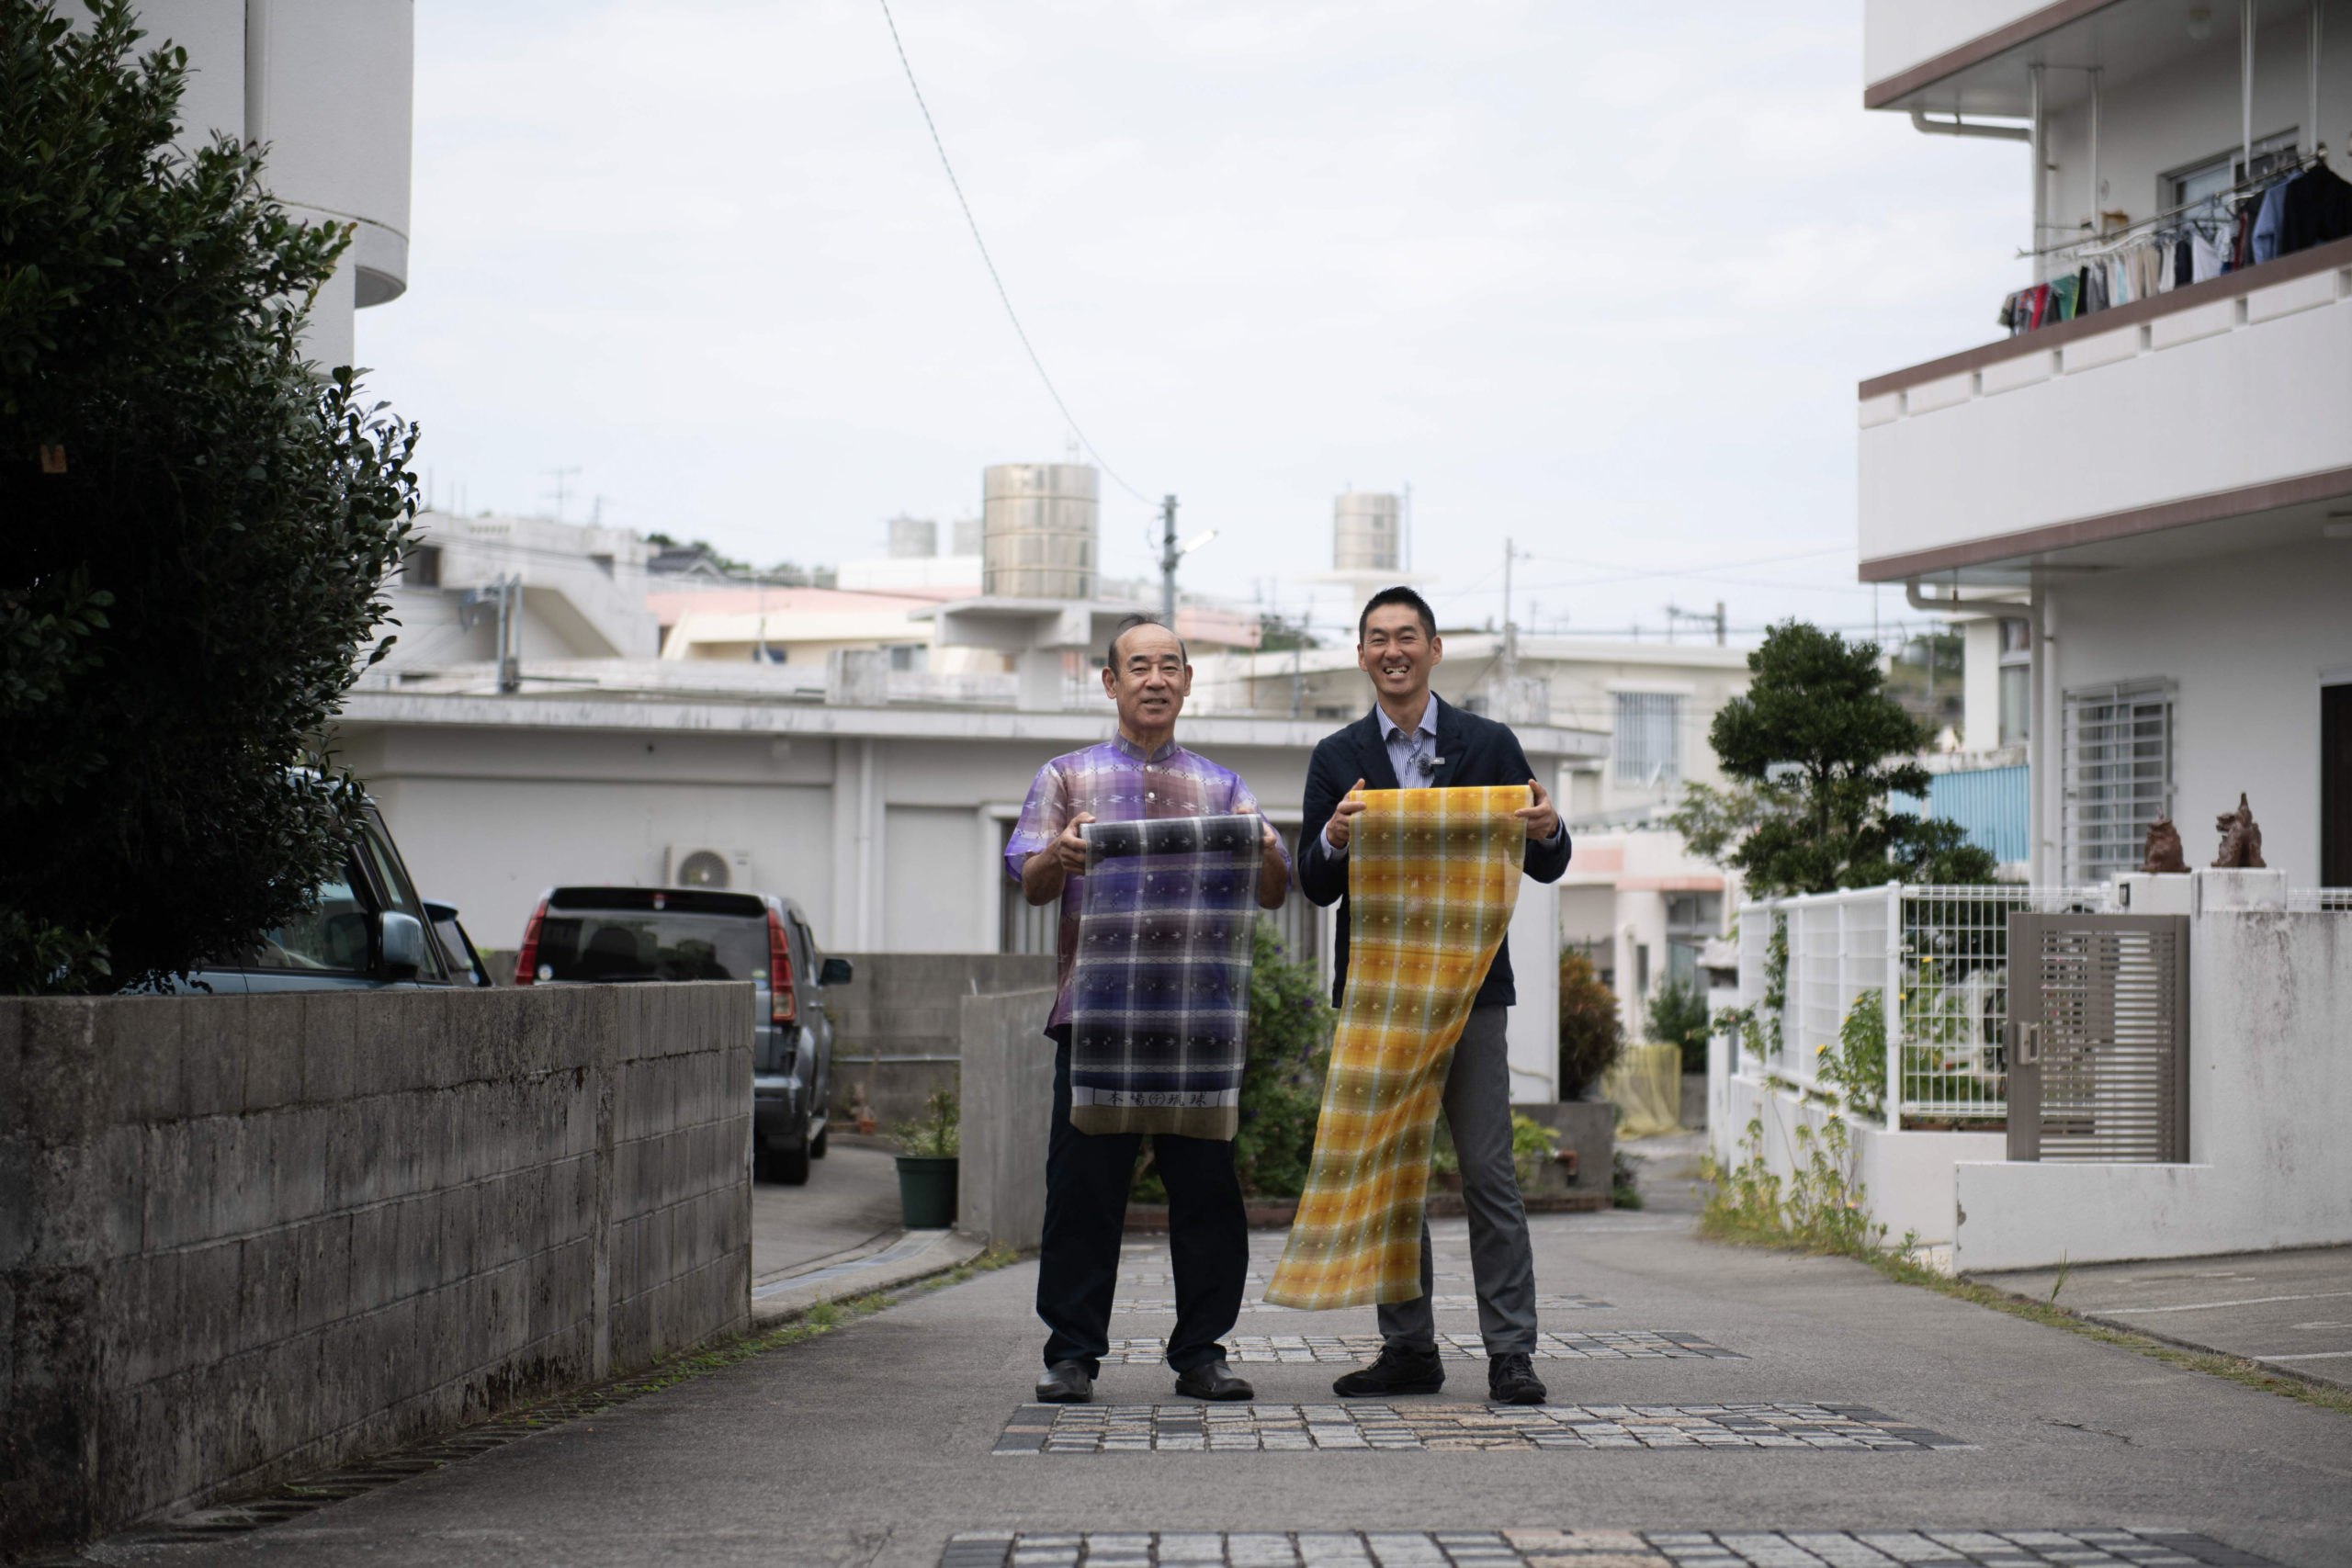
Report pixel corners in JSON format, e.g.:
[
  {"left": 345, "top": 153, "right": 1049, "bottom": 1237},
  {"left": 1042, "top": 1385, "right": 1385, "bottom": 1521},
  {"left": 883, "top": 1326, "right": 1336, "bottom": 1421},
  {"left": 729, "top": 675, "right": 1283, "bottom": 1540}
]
[{"left": 1006, "top": 615, "right": 1291, "bottom": 1405}]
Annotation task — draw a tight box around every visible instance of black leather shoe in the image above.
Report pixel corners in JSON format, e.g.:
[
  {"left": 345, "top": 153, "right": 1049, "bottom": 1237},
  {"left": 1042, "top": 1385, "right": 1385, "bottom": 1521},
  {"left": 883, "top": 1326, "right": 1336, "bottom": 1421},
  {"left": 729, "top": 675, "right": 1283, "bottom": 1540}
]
[
  {"left": 1331, "top": 1343, "right": 1446, "bottom": 1398},
  {"left": 1173, "top": 1359, "right": 1254, "bottom": 1401},
  {"left": 1035, "top": 1360, "right": 1093, "bottom": 1404},
  {"left": 1488, "top": 1351, "right": 1547, "bottom": 1405}
]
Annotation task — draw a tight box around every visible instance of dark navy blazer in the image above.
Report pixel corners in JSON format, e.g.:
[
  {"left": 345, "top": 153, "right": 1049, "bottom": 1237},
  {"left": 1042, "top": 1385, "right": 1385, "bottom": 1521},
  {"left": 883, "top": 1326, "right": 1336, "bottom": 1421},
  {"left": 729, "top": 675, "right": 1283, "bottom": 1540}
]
[{"left": 1295, "top": 695, "right": 1572, "bottom": 1011}]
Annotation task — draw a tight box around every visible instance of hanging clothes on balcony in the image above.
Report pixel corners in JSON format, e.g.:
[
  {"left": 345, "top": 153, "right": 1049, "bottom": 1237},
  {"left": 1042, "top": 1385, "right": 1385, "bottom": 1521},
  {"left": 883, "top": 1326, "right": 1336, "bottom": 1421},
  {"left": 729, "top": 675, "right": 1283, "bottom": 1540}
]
[{"left": 2278, "top": 161, "right": 2352, "bottom": 254}]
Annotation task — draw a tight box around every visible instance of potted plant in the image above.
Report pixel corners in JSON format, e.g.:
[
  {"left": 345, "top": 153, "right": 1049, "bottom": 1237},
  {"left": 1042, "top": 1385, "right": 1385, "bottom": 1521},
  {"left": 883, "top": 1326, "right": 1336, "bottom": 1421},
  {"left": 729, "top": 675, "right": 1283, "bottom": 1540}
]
[{"left": 891, "top": 1089, "right": 960, "bottom": 1229}]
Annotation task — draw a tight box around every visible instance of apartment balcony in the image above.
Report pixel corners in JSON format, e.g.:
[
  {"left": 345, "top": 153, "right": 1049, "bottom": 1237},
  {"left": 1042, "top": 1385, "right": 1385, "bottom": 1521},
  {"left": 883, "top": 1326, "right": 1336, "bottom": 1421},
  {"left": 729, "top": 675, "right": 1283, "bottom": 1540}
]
[{"left": 1857, "top": 237, "right": 2352, "bottom": 583}]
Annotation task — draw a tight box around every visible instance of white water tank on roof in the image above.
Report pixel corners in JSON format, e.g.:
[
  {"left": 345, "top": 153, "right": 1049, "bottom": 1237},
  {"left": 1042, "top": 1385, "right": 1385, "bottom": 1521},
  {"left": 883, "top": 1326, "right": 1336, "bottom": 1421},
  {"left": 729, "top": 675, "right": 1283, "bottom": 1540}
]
[
  {"left": 888, "top": 515, "right": 938, "bottom": 558},
  {"left": 983, "top": 464, "right": 1097, "bottom": 601},
  {"left": 1335, "top": 491, "right": 1399, "bottom": 572}
]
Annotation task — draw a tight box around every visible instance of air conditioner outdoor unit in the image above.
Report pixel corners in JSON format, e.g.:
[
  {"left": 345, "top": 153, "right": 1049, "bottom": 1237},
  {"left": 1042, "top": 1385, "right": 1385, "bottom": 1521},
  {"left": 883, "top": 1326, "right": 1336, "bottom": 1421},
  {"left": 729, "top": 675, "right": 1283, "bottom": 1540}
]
[{"left": 664, "top": 845, "right": 751, "bottom": 889}]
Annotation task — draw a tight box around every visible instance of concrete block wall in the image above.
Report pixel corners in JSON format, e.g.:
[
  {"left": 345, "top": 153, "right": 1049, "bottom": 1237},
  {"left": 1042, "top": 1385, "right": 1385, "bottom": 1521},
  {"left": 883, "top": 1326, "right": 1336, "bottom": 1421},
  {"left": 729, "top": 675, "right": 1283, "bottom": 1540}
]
[
  {"left": 0, "top": 982, "right": 752, "bottom": 1561},
  {"left": 956, "top": 988, "right": 1057, "bottom": 1251},
  {"left": 826, "top": 953, "right": 1056, "bottom": 1125}
]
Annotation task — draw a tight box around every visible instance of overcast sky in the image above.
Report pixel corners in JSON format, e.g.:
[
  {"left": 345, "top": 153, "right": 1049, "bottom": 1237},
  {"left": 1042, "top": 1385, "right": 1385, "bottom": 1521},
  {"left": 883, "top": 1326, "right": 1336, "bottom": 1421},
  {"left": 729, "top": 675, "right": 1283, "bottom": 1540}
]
[{"left": 360, "top": 0, "right": 2033, "bottom": 644}]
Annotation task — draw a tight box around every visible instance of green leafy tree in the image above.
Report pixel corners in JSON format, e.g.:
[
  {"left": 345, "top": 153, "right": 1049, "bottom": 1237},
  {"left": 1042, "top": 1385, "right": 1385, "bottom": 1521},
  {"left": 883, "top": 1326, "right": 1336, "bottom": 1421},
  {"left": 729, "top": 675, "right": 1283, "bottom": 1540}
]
[
  {"left": 1668, "top": 621, "right": 1996, "bottom": 896},
  {"left": 2, "top": 1, "right": 417, "bottom": 991},
  {"left": 1645, "top": 978, "right": 1712, "bottom": 1075},
  {"left": 1557, "top": 950, "right": 1623, "bottom": 1100}
]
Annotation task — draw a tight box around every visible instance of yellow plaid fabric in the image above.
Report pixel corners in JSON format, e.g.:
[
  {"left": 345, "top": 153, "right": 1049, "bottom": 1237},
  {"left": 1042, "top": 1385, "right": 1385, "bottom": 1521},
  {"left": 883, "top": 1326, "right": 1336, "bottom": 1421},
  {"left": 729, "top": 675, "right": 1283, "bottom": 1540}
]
[{"left": 1263, "top": 785, "right": 1529, "bottom": 1311}]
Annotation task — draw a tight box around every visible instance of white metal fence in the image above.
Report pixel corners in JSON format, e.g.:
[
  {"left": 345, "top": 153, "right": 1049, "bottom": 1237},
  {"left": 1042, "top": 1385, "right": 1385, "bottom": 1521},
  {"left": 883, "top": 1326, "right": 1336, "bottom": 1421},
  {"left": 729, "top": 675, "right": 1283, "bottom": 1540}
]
[{"left": 1735, "top": 885, "right": 2107, "bottom": 1127}]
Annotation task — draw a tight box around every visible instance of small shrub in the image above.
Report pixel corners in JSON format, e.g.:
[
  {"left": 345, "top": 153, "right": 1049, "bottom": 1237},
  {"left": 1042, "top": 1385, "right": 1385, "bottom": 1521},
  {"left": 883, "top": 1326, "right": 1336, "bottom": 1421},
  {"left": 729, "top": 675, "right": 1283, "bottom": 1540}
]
[
  {"left": 1510, "top": 1112, "right": 1555, "bottom": 1189},
  {"left": 891, "top": 1089, "right": 959, "bottom": 1157},
  {"left": 1610, "top": 1148, "right": 1643, "bottom": 1210},
  {"left": 1699, "top": 1114, "right": 1886, "bottom": 1258},
  {"left": 1818, "top": 988, "right": 1888, "bottom": 1122},
  {"left": 1557, "top": 950, "right": 1623, "bottom": 1099},
  {"left": 1645, "top": 979, "right": 1712, "bottom": 1075}
]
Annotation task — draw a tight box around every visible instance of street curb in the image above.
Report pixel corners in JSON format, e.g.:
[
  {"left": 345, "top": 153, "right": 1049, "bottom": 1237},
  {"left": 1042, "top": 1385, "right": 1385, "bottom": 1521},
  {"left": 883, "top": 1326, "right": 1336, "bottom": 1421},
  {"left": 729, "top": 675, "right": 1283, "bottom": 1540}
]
[
  {"left": 1960, "top": 1278, "right": 2349, "bottom": 1395},
  {"left": 751, "top": 1229, "right": 989, "bottom": 1324}
]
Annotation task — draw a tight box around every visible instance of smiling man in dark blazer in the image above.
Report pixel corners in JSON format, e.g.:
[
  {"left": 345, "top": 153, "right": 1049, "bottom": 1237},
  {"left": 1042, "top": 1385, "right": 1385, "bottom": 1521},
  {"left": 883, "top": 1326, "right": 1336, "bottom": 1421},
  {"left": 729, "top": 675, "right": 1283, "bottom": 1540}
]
[{"left": 1296, "top": 584, "right": 1572, "bottom": 1406}]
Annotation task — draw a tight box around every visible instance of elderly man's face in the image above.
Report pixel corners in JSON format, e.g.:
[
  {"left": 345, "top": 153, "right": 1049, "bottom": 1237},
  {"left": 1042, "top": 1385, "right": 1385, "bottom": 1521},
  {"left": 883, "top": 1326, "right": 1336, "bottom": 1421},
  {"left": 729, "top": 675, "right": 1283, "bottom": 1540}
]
[{"left": 1102, "top": 624, "right": 1191, "bottom": 737}]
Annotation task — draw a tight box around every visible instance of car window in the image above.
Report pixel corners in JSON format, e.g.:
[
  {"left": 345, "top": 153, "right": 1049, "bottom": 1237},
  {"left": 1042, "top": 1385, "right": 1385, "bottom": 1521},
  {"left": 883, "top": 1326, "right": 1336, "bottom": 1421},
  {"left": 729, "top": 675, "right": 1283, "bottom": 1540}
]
[
  {"left": 530, "top": 911, "right": 767, "bottom": 983},
  {"left": 433, "top": 916, "right": 478, "bottom": 980},
  {"left": 793, "top": 916, "right": 820, "bottom": 983},
  {"left": 249, "top": 861, "right": 373, "bottom": 972},
  {"left": 354, "top": 816, "right": 447, "bottom": 981}
]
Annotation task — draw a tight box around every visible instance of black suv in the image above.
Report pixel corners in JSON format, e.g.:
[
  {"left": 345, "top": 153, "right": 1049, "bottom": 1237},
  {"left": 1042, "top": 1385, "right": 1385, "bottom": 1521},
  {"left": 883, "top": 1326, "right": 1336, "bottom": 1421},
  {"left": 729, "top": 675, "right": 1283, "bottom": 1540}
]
[{"left": 513, "top": 886, "right": 850, "bottom": 1184}]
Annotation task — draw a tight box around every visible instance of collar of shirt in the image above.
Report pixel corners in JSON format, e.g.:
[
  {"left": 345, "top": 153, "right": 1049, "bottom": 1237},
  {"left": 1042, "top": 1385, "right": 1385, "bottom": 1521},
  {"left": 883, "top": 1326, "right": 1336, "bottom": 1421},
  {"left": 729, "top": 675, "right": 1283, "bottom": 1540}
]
[
  {"left": 1380, "top": 695, "right": 1441, "bottom": 749},
  {"left": 1109, "top": 734, "right": 1182, "bottom": 765}
]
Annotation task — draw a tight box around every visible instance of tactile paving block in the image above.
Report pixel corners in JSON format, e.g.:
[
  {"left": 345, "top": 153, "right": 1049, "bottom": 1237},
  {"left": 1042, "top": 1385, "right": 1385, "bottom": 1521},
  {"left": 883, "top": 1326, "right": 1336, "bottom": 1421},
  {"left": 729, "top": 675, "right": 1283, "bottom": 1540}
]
[
  {"left": 991, "top": 1402, "right": 1971, "bottom": 1454},
  {"left": 1100, "top": 1331, "right": 1738, "bottom": 1363},
  {"left": 942, "top": 1529, "right": 2278, "bottom": 1566}
]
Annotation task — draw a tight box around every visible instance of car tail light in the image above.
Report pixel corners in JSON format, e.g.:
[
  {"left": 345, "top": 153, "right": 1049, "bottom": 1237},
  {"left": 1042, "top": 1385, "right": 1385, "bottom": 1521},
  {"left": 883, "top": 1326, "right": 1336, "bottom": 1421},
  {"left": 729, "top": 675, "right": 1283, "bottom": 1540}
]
[
  {"left": 514, "top": 897, "right": 548, "bottom": 986},
  {"left": 765, "top": 908, "right": 797, "bottom": 1025}
]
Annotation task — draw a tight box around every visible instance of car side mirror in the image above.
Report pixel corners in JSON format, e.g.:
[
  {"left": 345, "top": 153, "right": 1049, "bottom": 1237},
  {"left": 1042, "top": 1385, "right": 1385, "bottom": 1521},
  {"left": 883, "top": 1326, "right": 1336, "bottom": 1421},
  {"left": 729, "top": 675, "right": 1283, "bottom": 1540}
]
[
  {"left": 379, "top": 911, "right": 427, "bottom": 980},
  {"left": 819, "top": 956, "right": 854, "bottom": 987}
]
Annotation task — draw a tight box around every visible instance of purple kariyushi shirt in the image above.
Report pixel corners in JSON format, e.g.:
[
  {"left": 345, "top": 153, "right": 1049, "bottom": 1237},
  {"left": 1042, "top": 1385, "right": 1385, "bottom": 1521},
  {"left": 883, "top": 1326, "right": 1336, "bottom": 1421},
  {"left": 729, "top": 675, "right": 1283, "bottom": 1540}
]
[{"left": 1005, "top": 735, "right": 1289, "bottom": 1027}]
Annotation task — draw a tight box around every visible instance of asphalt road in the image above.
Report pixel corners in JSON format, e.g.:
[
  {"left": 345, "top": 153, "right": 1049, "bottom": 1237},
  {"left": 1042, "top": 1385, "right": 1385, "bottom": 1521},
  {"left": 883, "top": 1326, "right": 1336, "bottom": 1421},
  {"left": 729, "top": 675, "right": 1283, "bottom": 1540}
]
[
  {"left": 96, "top": 1209, "right": 2352, "bottom": 1568},
  {"left": 752, "top": 1138, "right": 908, "bottom": 1290}
]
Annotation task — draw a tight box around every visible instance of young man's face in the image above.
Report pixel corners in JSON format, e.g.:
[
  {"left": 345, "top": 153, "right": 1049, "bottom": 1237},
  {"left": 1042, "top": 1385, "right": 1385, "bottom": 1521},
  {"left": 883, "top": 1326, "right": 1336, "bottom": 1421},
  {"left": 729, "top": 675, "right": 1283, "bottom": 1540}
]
[
  {"left": 1358, "top": 604, "right": 1442, "bottom": 706},
  {"left": 1102, "top": 624, "right": 1191, "bottom": 733}
]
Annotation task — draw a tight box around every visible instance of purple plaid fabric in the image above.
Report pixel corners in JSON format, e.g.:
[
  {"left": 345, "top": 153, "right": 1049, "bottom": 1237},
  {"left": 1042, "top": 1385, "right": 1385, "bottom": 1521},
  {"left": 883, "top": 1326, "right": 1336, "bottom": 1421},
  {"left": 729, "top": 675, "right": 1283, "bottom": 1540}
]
[
  {"left": 1069, "top": 813, "right": 1262, "bottom": 1138},
  {"left": 1004, "top": 736, "right": 1288, "bottom": 1029}
]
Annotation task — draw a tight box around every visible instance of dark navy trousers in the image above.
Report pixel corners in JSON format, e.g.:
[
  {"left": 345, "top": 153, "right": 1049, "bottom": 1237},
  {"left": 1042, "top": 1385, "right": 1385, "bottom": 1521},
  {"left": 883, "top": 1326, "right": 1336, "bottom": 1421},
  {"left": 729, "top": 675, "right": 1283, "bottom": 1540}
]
[{"left": 1036, "top": 1028, "right": 1247, "bottom": 1376}]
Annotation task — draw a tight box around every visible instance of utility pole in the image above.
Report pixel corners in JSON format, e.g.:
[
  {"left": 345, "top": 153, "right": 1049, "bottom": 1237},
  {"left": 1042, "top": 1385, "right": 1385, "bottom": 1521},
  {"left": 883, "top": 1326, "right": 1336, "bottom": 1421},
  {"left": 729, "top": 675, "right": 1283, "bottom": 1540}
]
[
  {"left": 1501, "top": 535, "right": 1519, "bottom": 680},
  {"left": 1158, "top": 494, "right": 1180, "bottom": 626},
  {"left": 1714, "top": 600, "right": 1726, "bottom": 646},
  {"left": 545, "top": 466, "right": 581, "bottom": 523}
]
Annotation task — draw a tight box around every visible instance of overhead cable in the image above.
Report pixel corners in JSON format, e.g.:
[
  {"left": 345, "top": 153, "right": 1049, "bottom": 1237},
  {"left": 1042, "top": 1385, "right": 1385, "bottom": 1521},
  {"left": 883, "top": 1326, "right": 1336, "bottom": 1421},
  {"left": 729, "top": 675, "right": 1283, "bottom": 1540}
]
[{"left": 875, "top": 0, "right": 1151, "bottom": 504}]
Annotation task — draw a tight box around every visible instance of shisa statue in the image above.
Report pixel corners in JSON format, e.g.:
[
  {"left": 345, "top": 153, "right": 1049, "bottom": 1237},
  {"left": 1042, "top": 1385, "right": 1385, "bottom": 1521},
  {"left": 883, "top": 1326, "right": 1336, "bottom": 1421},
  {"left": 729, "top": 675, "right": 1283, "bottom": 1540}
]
[
  {"left": 2142, "top": 817, "right": 2188, "bottom": 874},
  {"left": 2211, "top": 794, "right": 2266, "bottom": 869}
]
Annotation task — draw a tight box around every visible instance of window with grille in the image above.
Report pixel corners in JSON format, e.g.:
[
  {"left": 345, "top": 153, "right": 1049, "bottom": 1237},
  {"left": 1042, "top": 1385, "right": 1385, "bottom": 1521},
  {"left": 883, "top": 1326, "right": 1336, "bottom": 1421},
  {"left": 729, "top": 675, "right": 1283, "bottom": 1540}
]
[
  {"left": 2064, "top": 680, "right": 2174, "bottom": 885},
  {"left": 1612, "top": 693, "right": 1684, "bottom": 788}
]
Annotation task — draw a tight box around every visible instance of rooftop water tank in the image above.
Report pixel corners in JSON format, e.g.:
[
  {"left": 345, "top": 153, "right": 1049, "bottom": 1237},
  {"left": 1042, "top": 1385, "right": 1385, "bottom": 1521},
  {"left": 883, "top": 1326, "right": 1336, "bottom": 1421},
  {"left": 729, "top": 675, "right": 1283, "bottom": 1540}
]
[
  {"left": 983, "top": 464, "right": 1097, "bottom": 600},
  {"left": 1335, "top": 491, "right": 1399, "bottom": 572},
  {"left": 888, "top": 515, "right": 939, "bottom": 558}
]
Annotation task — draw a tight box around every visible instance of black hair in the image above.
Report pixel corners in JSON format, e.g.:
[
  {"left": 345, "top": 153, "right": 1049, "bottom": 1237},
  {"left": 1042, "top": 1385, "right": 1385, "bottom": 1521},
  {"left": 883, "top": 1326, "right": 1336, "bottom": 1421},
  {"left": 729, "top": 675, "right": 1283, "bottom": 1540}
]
[
  {"left": 1105, "top": 613, "right": 1188, "bottom": 671},
  {"left": 1357, "top": 585, "right": 1437, "bottom": 643}
]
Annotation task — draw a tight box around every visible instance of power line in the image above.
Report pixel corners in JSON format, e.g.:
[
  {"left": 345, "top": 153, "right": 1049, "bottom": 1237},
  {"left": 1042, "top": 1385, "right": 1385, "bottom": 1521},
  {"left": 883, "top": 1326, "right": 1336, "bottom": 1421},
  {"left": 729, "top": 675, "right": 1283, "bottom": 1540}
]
[{"left": 874, "top": 0, "right": 1151, "bottom": 504}]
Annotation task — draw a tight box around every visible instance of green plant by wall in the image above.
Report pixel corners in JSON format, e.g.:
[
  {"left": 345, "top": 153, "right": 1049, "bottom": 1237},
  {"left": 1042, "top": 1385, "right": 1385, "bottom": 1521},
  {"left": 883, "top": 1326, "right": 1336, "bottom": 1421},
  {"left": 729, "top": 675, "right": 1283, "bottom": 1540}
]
[
  {"left": 1645, "top": 978, "right": 1712, "bottom": 1075},
  {"left": 1133, "top": 919, "right": 1333, "bottom": 1203},
  {"left": 891, "top": 1089, "right": 960, "bottom": 1157},
  {"left": 1817, "top": 988, "right": 1888, "bottom": 1122},
  {"left": 3, "top": 1, "right": 418, "bottom": 992},
  {"left": 1610, "top": 1148, "right": 1643, "bottom": 1209},
  {"left": 1557, "top": 949, "right": 1623, "bottom": 1098},
  {"left": 1510, "top": 1112, "right": 1555, "bottom": 1189},
  {"left": 1699, "top": 1114, "right": 1885, "bottom": 1258}
]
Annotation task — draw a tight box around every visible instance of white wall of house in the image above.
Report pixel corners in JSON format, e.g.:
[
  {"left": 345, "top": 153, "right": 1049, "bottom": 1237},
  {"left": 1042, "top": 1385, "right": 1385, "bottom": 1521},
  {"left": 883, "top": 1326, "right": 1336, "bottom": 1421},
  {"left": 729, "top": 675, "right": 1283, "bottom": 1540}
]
[
  {"left": 2050, "top": 536, "right": 2352, "bottom": 884},
  {"left": 1713, "top": 874, "right": 2352, "bottom": 1270},
  {"left": 1956, "top": 887, "right": 2352, "bottom": 1270},
  {"left": 131, "top": 0, "right": 413, "bottom": 368}
]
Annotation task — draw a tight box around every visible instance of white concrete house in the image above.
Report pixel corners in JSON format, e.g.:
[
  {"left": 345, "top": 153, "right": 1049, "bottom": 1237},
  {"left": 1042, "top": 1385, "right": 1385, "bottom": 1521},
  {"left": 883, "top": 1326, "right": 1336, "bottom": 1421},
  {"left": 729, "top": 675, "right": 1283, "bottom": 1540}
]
[
  {"left": 1860, "top": 0, "right": 2352, "bottom": 886},
  {"left": 131, "top": 0, "right": 413, "bottom": 371},
  {"left": 1707, "top": 1, "right": 2352, "bottom": 1280}
]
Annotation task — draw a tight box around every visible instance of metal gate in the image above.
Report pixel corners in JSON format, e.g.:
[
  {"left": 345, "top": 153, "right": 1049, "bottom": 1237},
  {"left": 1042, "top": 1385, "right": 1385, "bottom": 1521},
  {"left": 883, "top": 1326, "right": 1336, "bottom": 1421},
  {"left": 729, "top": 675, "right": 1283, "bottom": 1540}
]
[{"left": 2005, "top": 913, "right": 2189, "bottom": 1162}]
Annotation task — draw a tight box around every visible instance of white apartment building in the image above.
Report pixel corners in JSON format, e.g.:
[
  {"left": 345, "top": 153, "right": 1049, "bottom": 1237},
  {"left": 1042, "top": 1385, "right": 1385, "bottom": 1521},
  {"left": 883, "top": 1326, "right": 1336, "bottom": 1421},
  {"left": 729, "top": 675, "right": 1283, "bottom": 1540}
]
[
  {"left": 1860, "top": 0, "right": 2352, "bottom": 886},
  {"left": 130, "top": 0, "right": 413, "bottom": 370}
]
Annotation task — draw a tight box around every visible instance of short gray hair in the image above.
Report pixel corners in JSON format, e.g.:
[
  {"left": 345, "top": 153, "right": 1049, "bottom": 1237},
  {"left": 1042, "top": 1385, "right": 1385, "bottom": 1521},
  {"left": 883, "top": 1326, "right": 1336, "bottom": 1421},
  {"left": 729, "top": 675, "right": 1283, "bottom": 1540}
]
[{"left": 1105, "top": 614, "right": 1188, "bottom": 670}]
